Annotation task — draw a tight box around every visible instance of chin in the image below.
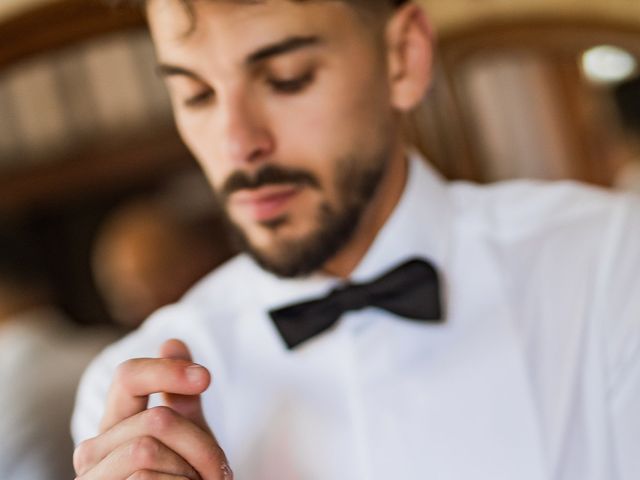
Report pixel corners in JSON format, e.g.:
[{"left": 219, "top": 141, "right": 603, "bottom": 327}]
[{"left": 238, "top": 220, "right": 353, "bottom": 278}]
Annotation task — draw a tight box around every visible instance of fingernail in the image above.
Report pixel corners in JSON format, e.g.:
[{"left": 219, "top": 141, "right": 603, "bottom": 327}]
[{"left": 186, "top": 364, "right": 205, "bottom": 383}]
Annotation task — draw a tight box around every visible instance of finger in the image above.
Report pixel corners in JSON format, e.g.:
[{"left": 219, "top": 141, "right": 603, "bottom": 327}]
[
  {"left": 77, "top": 406, "right": 231, "bottom": 480},
  {"left": 100, "top": 357, "right": 210, "bottom": 433},
  {"left": 76, "top": 435, "right": 200, "bottom": 480},
  {"left": 159, "top": 339, "right": 210, "bottom": 432},
  {"left": 159, "top": 339, "right": 193, "bottom": 361},
  {"left": 126, "top": 473, "right": 193, "bottom": 480}
]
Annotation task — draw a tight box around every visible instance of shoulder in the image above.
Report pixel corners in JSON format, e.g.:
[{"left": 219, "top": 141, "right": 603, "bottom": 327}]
[
  {"left": 181, "top": 253, "right": 258, "bottom": 314},
  {"left": 447, "top": 179, "right": 640, "bottom": 381},
  {"left": 446, "top": 179, "right": 640, "bottom": 290},
  {"left": 448, "top": 178, "right": 635, "bottom": 243}
]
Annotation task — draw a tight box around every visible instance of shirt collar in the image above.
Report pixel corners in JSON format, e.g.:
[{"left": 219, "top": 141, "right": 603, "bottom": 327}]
[{"left": 351, "top": 150, "right": 452, "bottom": 282}]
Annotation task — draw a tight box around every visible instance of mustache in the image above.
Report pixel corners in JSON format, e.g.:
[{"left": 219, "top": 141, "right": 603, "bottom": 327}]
[{"left": 219, "top": 165, "right": 321, "bottom": 201}]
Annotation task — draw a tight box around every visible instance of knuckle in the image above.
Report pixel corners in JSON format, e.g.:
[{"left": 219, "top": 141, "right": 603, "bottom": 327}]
[
  {"left": 128, "top": 472, "right": 190, "bottom": 480},
  {"left": 214, "top": 446, "right": 228, "bottom": 464},
  {"left": 127, "top": 470, "right": 156, "bottom": 480},
  {"left": 201, "top": 445, "right": 232, "bottom": 475},
  {"left": 73, "top": 438, "right": 96, "bottom": 474},
  {"left": 221, "top": 461, "right": 235, "bottom": 480},
  {"left": 127, "top": 436, "right": 160, "bottom": 468},
  {"left": 144, "top": 405, "right": 178, "bottom": 434},
  {"left": 114, "top": 359, "right": 144, "bottom": 393}
]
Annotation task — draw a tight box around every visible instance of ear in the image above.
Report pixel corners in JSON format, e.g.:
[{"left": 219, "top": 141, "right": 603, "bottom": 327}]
[{"left": 385, "top": 4, "right": 435, "bottom": 111}]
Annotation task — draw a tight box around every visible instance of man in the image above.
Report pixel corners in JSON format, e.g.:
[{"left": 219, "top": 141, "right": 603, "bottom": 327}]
[{"left": 72, "top": 1, "right": 640, "bottom": 479}]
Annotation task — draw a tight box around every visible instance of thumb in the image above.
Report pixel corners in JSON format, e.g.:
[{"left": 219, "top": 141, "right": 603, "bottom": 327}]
[{"left": 158, "top": 338, "right": 211, "bottom": 433}]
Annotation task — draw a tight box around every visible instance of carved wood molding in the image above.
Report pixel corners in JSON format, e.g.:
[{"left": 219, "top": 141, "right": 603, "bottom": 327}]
[
  {"left": 0, "top": 0, "right": 189, "bottom": 217},
  {"left": 0, "top": 128, "right": 193, "bottom": 218},
  {"left": 0, "top": 0, "right": 145, "bottom": 69},
  {"left": 439, "top": 17, "right": 640, "bottom": 64},
  {"left": 430, "top": 18, "right": 640, "bottom": 184}
]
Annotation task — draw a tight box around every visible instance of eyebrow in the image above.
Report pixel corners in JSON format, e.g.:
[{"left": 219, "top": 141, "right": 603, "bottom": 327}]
[
  {"left": 157, "top": 64, "right": 201, "bottom": 80},
  {"left": 156, "top": 35, "right": 323, "bottom": 80},
  {"left": 246, "top": 35, "right": 322, "bottom": 65}
]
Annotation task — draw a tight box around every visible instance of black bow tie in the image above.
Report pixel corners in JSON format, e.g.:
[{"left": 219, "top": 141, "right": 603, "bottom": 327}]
[{"left": 269, "top": 258, "right": 444, "bottom": 349}]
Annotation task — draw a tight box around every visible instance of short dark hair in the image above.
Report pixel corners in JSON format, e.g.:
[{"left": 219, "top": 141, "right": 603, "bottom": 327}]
[
  {"left": 110, "top": 0, "right": 409, "bottom": 14},
  {"left": 109, "top": 0, "right": 410, "bottom": 37}
]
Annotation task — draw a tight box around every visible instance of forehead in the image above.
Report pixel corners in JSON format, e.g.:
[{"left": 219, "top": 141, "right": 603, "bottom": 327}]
[{"left": 147, "top": 0, "right": 364, "bottom": 65}]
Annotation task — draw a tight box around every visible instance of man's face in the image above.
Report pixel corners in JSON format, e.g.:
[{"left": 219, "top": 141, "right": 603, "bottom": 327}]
[{"left": 148, "top": 0, "right": 399, "bottom": 277}]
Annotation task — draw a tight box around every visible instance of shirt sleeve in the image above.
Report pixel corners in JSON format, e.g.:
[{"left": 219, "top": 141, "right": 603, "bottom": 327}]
[{"left": 596, "top": 194, "right": 640, "bottom": 479}]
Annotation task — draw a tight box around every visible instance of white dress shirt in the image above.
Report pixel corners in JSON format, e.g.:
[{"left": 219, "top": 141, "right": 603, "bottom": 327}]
[{"left": 73, "top": 153, "right": 640, "bottom": 480}]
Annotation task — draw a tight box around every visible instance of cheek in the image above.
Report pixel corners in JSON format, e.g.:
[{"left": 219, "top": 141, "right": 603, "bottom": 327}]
[
  {"left": 176, "top": 114, "right": 227, "bottom": 190},
  {"left": 176, "top": 111, "right": 207, "bottom": 158},
  {"left": 269, "top": 65, "right": 389, "bottom": 165}
]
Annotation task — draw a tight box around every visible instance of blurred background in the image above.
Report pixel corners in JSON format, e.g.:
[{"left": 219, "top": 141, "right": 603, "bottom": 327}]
[
  {"left": 1, "top": 0, "right": 640, "bottom": 326},
  {"left": 0, "top": 0, "right": 639, "bottom": 478}
]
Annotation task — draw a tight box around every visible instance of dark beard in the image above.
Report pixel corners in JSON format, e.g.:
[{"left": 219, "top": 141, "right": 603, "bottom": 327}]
[{"left": 219, "top": 149, "right": 390, "bottom": 278}]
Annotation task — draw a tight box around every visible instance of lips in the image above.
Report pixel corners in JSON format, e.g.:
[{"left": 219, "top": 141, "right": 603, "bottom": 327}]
[{"left": 230, "top": 184, "right": 302, "bottom": 222}]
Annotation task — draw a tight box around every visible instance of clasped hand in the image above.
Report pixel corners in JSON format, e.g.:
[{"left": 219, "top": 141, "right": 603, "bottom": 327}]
[{"left": 73, "top": 339, "right": 232, "bottom": 480}]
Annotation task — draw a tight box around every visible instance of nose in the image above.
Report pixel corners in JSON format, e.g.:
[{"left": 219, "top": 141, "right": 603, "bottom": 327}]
[{"left": 218, "top": 92, "right": 274, "bottom": 167}]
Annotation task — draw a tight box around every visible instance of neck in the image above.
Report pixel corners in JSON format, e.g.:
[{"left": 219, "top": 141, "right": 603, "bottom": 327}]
[{"left": 322, "top": 143, "right": 409, "bottom": 278}]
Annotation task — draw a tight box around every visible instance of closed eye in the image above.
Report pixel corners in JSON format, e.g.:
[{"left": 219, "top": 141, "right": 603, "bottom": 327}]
[
  {"left": 268, "top": 71, "right": 315, "bottom": 94},
  {"left": 184, "top": 90, "right": 214, "bottom": 107}
]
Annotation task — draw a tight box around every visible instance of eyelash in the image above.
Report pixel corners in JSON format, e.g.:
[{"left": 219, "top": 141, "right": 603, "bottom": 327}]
[
  {"left": 182, "top": 71, "right": 315, "bottom": 108},
  {"left": 184, "top": 90, "right": 214, "bottom": 108},
  {"left": 267, "top": 71, "right": 315, "bottom": 94}
]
